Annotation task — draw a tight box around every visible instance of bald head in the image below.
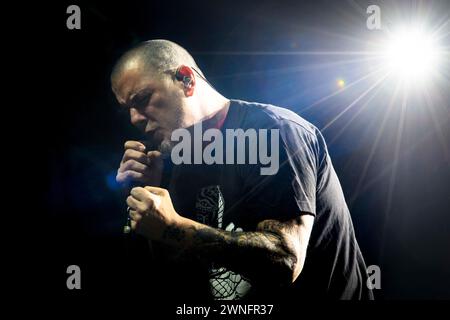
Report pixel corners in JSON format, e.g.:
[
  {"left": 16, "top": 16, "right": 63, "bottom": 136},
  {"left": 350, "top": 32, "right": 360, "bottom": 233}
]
[
  {"left": 111, "top": 39, "right": 204, "bottom": 87},
  {"left": 111, "top": 39, "right": 229, "bottom": 144}
]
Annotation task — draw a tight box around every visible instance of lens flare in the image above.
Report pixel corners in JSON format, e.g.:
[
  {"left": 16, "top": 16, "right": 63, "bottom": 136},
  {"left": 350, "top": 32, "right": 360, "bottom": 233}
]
[{"left": 383, "top": 27, "right": 441, "bottom": 81}]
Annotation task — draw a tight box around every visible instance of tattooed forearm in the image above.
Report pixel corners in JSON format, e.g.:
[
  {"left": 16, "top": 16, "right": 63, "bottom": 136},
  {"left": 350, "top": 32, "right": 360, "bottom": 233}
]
[
  {"left": 162, "top": 224, "right": 186, "bottom": 243},
  {"left": 161, "top": 217, "right": 300, "bottom": 285}
]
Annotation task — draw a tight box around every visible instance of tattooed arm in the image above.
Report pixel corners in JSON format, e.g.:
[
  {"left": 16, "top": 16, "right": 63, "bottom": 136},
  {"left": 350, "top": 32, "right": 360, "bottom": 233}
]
[
  {"left": 127, "top": 186, "right": 314, "bottom": 286},
  {"left": 164, "top": 214, "right": 314, "bottom": 286}
]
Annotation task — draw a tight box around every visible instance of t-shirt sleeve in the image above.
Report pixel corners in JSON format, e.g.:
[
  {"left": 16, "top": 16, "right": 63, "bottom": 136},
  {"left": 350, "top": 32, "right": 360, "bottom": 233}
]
[{"left": 240, "top": 120, "right": 319, "bottom": 223}]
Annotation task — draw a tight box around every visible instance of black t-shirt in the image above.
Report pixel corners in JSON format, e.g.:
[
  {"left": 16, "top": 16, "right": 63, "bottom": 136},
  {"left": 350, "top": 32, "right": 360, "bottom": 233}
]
[{"left": 151, "top": 99, "right": 373, "bottom": 301}]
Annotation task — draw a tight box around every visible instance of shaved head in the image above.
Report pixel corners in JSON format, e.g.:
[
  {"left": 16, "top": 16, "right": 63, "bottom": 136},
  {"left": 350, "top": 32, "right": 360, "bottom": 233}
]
[
  {"left": 111, "top": 39, "right": 204, "bottom": 88},
  {"left": 110, "top": 39, "right": 228, "bottom": 154}
]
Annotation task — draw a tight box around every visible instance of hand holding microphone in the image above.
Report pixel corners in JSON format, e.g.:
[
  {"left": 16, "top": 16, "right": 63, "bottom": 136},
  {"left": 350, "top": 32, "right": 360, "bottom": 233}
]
[{"left": 116, "top": 140, "right": 165, "bottom": 233}]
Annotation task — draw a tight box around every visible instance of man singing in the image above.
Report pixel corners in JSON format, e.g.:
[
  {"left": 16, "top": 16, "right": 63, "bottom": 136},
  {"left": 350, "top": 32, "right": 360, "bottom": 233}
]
[{"left": 111, "top": 39, "right": 373, "bottom": 300}]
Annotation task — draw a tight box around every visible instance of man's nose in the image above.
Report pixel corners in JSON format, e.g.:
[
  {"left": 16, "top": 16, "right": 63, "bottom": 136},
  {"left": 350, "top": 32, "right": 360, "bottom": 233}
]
[{"left": 130, "top": 107, "right": 147, "bottom": 129}]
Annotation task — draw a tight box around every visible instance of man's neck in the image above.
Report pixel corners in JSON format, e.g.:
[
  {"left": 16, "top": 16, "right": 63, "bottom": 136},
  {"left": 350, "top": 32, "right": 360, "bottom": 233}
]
[
  {"left": 195, "top": 85, "right": 230, "bottom": 130},
  {"left": 203, "top": 100, "right": 230, "bottom": 130}
]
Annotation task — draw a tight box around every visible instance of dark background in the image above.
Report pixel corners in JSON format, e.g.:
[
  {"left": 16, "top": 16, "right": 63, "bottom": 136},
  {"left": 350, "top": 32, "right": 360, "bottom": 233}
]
[{"left": 18, "top": 0, "right": 450, "bottom": 306}]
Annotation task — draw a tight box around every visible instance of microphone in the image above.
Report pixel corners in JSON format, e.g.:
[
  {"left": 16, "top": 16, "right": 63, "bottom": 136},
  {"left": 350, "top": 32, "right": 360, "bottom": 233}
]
[
  {"left": 123, "top": 180, "right": 144, "bottom": 235},
  {"left": 123, "top": 209, "right": 133, "bottom": 234}
]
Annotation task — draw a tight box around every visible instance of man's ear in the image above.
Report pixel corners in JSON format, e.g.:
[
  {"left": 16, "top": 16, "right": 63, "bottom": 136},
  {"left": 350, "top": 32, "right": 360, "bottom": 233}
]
[{"left": 175, "top": 65, "right": 195, "bottom": 96}]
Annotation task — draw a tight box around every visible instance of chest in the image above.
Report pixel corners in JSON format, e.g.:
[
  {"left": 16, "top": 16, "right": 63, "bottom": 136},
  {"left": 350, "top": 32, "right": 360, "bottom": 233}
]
[{"left": 167, "top": 163, "right": 256, "bottom": 231}]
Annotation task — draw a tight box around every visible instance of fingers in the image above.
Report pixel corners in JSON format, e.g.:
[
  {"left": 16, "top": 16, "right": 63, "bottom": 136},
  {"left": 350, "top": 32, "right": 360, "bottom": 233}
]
[
  {"left": 121, "top": 149, "right": 149, "bottom": 166},
  {"left": 128, "top": 209, "right": 141, "bottom": 222},
  {"left": 124, "top": 141, "right": 146, "bottom": 152},
  {"left": 121, "top": 159, "right": 148, "bottom": 173},
  {"left": 116, "top": 170, "right": 145, "bottom": 184},
  {"left": 147, "top": 150, "right": 164, "bottom": 168},
  {"left": 129, "top": 210, "right": 139, "bottom": 232},
  {"left": 130, "top": 187, "right": 155, "bottom": 208},
  {"left": 147, "top": 150, "right": 162, "bottom": 159},
  {"left": 144, "top": 186, "right": 167, "bottom": 196},
  {"left": 130, "top": 187, "right": 160, "bottom": 209},
  {"left": 117, "top": 141, "right": 151, "bottom": 185},
  {"left": 130, "top": 187, "right": 149, "bottom": 201},
  {"left": 138, "top": 187, "right": 162, "bottom": 211},
  {"left": 117, "top": 141, "right": 165, "bottom": 188},
  {"left": 121, "top": 140, "right": 148, "bottom": 167},
  {"left": 126, "top": 194, "right": 142, "bottom": 210}
]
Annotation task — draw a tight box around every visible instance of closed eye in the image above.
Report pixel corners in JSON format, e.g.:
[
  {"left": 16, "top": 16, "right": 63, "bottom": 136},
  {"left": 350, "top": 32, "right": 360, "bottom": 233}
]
[{"left": 131, "top": 91, "right": 152, "bottom": 110}]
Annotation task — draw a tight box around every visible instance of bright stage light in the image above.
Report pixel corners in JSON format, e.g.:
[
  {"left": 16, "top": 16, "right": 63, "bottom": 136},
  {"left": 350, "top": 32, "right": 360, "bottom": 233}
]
[{"left": 383, "top": 27, "right": 441, "bottom": 81}]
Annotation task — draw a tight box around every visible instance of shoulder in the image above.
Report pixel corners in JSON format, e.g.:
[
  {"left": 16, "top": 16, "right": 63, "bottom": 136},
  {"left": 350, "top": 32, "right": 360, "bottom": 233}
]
[
  {"left": 230, "top": 99, "right": 319, "bottom": 137},
  {"left": 229, "top": 100, "right": 329, "bottom": 167}
]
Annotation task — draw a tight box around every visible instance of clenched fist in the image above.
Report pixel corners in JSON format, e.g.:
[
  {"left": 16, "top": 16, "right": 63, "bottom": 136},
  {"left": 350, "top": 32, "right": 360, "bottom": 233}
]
[
  {"left": 116, "top": 140, "right": 164, "bottom": 188},
  {"left": 127, "top": 186, "right": 181, "bottom": 241}
]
